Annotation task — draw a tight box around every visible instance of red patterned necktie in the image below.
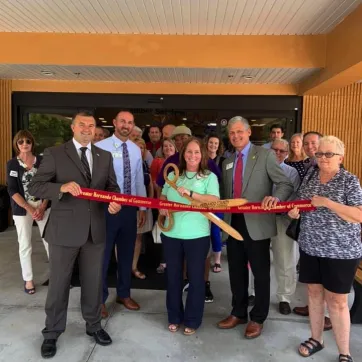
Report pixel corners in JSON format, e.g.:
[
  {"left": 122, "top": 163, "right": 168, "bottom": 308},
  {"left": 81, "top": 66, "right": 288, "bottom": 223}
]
[{"left": 233, "top": 153, "right": 243, "bottom": 198}]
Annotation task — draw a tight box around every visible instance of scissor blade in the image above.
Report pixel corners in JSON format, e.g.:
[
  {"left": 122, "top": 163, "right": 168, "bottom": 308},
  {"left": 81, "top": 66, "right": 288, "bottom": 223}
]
[{"left": 203, "top": 212, "right": 243, "bottom": 241}]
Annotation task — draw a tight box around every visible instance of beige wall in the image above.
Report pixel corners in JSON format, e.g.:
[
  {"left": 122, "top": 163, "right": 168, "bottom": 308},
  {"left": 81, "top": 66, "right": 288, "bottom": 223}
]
[
  {"left": 0, "top": 80, "right": 12, "bottom": 185},
  {"left": 302, "top": 83, "right": 362, "bottom": 180}
]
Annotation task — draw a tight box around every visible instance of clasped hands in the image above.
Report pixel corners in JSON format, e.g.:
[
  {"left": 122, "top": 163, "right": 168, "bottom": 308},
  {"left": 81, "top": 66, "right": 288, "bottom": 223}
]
[{"left": 60, "top": 181, "right": 121, "bottom": 214}]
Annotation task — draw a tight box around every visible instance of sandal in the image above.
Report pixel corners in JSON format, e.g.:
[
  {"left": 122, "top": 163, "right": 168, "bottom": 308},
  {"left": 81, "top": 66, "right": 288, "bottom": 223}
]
[
  {"left": 339, "top": 354, "right": 353, "bottom": 362},
  {"left": 183, "top": 327, "right": 196, "bottom": 336},
  {"left": 132, "top": 269, "right": 146, "bottom": 280},
  {"left": 298, "top": 338, "right": 324, "bottom": 357},
  {"left": 212, "top": 263, "right": 222, "bottom": 273},
  {"left": 168, "top": 324, "right": 179, "bottom": 333},
  {"left": 24, "top": 281, "right": 36, "bottom": 295}
]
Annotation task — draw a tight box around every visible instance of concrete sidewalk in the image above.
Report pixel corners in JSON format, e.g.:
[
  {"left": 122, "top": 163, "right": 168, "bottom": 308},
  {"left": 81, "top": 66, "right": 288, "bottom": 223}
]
[{"left": 0, "top": 226, "right": 361, "bottom": 362}]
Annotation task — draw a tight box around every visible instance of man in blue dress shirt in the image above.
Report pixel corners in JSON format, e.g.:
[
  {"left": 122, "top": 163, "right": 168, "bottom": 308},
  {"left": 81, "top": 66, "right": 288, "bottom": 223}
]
[{"left": 97, "top": 111, "right": 147, "bottom": 317}]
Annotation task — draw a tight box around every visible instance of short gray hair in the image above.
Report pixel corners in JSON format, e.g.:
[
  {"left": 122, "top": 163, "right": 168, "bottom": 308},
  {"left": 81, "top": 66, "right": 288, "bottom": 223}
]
[
  {"left": 227, "top": 116, "right": 250, "bottom": 132},
  {"left": 272, "top": 138, "right": 289, "bottom": 151},
  {"left": 319, "top": 135, "right": 345, "bottom": 156},
  {"left": 133, "top": 126, "right": 142, "bottom": 135}
]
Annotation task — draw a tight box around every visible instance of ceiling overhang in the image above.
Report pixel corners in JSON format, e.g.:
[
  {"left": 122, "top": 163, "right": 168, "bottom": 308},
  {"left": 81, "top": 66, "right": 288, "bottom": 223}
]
[
  {"left": 11, "top": 79, "right": 297, "bottom": 95},
  {"left": 299, "top": 4, "right": 362, "bottom": 95},
  {"left": 0, "top": 33, "right": 326, "bottom": 69}
]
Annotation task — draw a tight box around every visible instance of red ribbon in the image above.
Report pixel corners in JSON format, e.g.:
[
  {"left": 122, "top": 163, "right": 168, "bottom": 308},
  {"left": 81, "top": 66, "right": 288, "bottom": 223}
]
[{"left": 77, "top": 188, "right": 315, "bottom": 214}]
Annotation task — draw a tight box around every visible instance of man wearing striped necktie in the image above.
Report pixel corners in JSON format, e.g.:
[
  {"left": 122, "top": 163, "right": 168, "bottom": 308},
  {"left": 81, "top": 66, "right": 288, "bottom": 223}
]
[{"left": 96, "top": 111, "right": 147, "bottom": 318}]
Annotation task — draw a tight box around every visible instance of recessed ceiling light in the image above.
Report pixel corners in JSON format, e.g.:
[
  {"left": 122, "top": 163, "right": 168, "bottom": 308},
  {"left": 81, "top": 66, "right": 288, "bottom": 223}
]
[
  {"left": 182, "top": 117, "right": 187, "bottom": 121},
  {"left": 208, "top": 123, "right": 217, "bottom": 127},
  {"left": 242, "top": 75, "right": 254, "bottom": 80},
  {"left": 146, "top": 124, "right": 150, "bottom": 126},
  {"left": 99, "top": 117, "right": 105, "bottom": 120},
  {"left": 251, "top": 119, "right": 257, "bottom": 122},
  {"left": 102, "top": 125, "right": 114, "bottom": 128},
  {"left": 101, "top": 120, "right": 107, "bottom": 123},
  {"left": 41, "top": 70, "right": 54, "bottom": 76}
]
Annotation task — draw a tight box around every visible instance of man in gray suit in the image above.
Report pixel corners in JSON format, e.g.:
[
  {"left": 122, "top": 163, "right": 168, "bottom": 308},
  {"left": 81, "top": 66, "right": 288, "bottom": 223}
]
[
  {"left": 29, "top": 111, "right": 121, "bottom": 359},
  {"left": 217, "top": 116, "right": 294, "bottom": 339}
]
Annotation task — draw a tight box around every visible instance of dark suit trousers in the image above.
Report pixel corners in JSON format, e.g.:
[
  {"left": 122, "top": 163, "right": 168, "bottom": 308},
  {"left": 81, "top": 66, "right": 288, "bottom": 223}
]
[
  {"left": 42, "top": 235, "right": 105, "bottom": 339},
  {"left": 162, "top": 234, "right": 210, "bottom": 329},
  {"left": 227, "top": 213, "right": 271, "bottom": 324},
  {"left": 102, "top": 206, "right": 137, "bottom": 302}
]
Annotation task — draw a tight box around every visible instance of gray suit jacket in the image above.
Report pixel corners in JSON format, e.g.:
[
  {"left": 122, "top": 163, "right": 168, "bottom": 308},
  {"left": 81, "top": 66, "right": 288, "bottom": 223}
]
[
  {"left": 28, "top": 140, "right": 120, "bottom": 247},
  {"left": 221, "top": 144, "right": 294, "bottom": 241}
]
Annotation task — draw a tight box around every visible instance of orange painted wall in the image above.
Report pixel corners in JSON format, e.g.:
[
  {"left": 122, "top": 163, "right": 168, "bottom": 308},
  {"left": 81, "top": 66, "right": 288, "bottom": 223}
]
[
  {"left": 0, "top": 33, "right": 326, "bottom": 69},
  {"left": 0, "top": 80, "right": 12, "bottom": 184},
  {"left": 302, "top": 83, "right": 362, "bottom": 180}
]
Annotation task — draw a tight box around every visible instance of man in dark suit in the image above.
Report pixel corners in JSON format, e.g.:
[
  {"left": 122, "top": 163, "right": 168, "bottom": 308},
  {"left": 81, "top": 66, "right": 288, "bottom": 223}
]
[
  {"left": 217, "top": 116, "right": 294, "bottom": 339},
  {"left": 29, "top": 110, "right": 121, "bottom": 359}
]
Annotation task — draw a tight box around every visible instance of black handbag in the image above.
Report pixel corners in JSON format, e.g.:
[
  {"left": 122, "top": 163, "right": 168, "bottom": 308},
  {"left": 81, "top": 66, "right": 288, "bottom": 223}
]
[
  {"left": 285, "top": 166, "right": 317, "bottom": 240},
  {"left": 286, "top": 218, "right": 300, "bottom": 240}
]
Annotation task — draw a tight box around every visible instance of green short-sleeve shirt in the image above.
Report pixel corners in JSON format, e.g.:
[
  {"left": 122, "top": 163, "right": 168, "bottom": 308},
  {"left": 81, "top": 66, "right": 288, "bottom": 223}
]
[{"left": 161, "top": 171, "right": 220, "bottom": 239}]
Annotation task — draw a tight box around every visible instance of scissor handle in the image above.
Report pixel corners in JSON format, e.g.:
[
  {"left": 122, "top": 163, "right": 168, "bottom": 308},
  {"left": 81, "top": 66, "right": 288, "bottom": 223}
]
[
  {"left": 163, "top": 163, "right": 179, "bottom": 187},
  {"left": 157, "top": 212, "right": 174, "bottom": 232}
]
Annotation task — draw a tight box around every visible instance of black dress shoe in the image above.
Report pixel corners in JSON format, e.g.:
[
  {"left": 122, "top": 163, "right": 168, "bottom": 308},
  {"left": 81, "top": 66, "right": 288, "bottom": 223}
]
[
  {"left": 86, "top": 329, "right": 112, "bottom": 346},
  {"left": 41, "top": 339, "right": 57, "bottom": 359},
  {"left": 279, "top": 302, "right": 292, "bottom": 315}
]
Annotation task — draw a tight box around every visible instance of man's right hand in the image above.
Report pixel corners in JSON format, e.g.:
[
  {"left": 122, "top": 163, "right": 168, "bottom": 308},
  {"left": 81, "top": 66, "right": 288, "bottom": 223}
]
[{"left": 60, "top": 182, "right": 82, "bottom": 196}]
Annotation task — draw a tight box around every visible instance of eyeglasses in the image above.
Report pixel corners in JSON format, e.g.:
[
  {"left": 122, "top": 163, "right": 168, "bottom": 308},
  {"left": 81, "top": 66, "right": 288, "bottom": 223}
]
[
  {"left": 17, "top": 139, "right": 32, "bottom": 145},
  {"left": 271, "top": 148, "right": 288, "bottom": 154},
  {"left": 315, "top": 152, "right": 341, "bottom": 158}
]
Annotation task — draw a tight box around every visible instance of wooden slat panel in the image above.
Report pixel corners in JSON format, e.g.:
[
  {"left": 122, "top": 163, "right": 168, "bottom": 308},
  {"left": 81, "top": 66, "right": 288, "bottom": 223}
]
[
  {"left": 302, "top": 83, "right": 362, "bottom": 181},
  {"left": 0, "top": 79, "right": 12, "bottom": 185}
]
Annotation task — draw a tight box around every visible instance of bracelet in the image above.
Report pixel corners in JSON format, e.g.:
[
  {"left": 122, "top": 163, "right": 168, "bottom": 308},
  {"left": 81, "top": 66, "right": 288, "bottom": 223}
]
[{"left": 190, "top": 190, "right": 193, "bottom": 198}]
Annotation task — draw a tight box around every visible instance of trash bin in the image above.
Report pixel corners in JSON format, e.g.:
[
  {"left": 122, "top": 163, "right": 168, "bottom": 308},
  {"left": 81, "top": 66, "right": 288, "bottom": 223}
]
[{"left": 0, "top": 185, "right": 10, "bottom": 232}]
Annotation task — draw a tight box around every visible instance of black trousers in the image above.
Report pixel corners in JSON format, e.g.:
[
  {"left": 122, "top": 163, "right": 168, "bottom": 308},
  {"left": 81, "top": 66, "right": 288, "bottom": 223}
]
[
  {"left": 227, "top": 213, "right": 271, "bottom": 324},
  {"left": 43, "top": 235, "right": 105, "bottom": 339},
  {"left": 162, "top": 234, "right": 210, "bottom": 329}
]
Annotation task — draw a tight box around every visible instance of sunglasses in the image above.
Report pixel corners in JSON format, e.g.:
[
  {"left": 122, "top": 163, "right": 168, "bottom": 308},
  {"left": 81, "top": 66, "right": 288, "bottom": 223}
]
[
  {"left": 17, "top": 139, "right": 32, "bottom": 145},
  {"left": 315, "top": 152, "right": 341, "bottom": 158},
  {"left": 271, "top": 148, "right": 288, "bottom": 154}
]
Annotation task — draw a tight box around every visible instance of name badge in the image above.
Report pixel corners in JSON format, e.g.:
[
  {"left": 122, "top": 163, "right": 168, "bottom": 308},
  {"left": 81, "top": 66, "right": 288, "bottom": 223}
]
[
  {"left": 10, "top": 170, "right": 18, "bottom": 177},
  {"left": 226, "top": 163, "right": 233, "bottom": 170},
  {"left": 112, "top": 152, "right": 122, "bottom": 158}
]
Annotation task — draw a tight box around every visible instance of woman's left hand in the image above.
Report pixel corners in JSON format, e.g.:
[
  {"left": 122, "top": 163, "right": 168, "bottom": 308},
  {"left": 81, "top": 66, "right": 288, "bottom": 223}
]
[
  {"left": 311, "top": 195, "right": 331, "bottom": 208},
  {"left": 177, "top": 187, "right": 190, "bottom": 197},
  {"left": 33, "top": 207, "right": 45, "bottom": 221}
]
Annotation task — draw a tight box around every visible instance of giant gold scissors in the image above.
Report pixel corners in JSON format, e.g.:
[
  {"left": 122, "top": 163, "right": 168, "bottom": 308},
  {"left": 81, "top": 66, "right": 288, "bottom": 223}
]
[{"left": 157, "top": 163, "right": 248, "bottom": 241}]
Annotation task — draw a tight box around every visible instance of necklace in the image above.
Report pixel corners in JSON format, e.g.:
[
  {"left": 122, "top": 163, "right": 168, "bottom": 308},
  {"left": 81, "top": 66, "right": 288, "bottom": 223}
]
[{"left": 184, "top": 171, "right": 197, "bottom": 180}]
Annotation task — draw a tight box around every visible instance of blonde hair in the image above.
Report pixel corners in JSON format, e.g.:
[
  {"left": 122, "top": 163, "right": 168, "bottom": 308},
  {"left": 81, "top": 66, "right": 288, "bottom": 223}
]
[
  {"left": 319, "top": 135, "right": 345, "bottom": 156},
  {"left": 287, "top": 133, "right": 306, "bottom": 161}
]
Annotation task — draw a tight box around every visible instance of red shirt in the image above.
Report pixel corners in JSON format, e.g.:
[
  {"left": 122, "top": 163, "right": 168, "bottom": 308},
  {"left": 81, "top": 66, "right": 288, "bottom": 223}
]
[{"left": 146, "top": 141, "right": 161, "bottom": 157}]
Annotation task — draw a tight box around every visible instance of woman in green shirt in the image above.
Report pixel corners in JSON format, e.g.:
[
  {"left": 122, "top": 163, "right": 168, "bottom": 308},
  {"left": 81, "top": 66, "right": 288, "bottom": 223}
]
[{"left": 160, "top": 137, "right": 220, "bottom": 335}]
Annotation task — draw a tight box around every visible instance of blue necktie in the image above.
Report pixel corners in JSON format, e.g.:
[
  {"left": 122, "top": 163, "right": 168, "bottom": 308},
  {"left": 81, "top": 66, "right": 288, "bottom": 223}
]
[{"left": 122, "top": 143, "right": 131, "bottom": 194}]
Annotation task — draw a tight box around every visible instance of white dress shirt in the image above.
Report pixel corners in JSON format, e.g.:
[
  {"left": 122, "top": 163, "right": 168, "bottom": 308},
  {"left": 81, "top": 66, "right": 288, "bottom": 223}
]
[{"left": 72, "top": 138, "right": 93, "bottom": 175}]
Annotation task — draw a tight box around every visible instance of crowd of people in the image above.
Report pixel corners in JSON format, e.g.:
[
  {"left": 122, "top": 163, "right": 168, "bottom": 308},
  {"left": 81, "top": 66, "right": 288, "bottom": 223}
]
[{"left": 6, "top": 111, "right": 361, "bottom": 362}]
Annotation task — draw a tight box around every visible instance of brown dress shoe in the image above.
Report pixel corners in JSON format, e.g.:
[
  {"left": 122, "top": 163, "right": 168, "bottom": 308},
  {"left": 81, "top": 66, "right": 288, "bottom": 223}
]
[
  {"left": 293, "top": 305, "right": 309, "bottom": 316},
  {"left": 101, "top": 304, "right": 109, "bottom": 319},
  {"left": 324, "top": 316, "right": 332, "bottom": 331},
  {"left": 116, "top": 297, "right": 140, "bottom": 311},
  {"left": 245, "top": 321, "right": 263, "bottom": 339},
  {"left": 217, "top": 315, "right": 247, "bottom": 329}
]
